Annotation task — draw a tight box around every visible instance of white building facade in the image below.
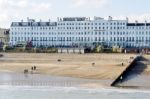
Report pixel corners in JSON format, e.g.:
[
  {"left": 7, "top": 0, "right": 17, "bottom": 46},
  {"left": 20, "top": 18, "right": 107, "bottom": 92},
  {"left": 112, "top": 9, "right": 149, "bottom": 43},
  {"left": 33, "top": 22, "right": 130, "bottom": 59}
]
[{"left": 9, "top": 17, "right": 150, "bottom": 48}]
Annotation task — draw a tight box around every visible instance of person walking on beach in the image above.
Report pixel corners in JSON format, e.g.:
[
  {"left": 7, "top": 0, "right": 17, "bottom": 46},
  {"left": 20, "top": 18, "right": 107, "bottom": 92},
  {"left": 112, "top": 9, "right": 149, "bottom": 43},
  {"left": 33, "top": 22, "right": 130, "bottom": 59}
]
[{"left": 34, "top": 66, "right": 36, "bottom": 70}]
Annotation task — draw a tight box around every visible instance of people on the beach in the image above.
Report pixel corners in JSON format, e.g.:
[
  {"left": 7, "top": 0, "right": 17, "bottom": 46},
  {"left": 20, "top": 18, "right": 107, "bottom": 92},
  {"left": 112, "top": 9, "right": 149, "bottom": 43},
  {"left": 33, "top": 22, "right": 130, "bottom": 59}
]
[
  {"left": 31, "top": 67, "right": 34, "bottom": 70},
  {"left": 120, "top": 76, "right": 123, "bottom": 80},
  {"left": 24, "top": 69, "right": 28, "bottom": 74},
  {"left": 0, "top": 54, "right": 3, "bottom": 57},
  {"left": 31, "top": 66, "right": 37, "bottom": 71},
  {"left": 57, "top": 59, "right": 61, "bottom": 62},
  {"left": 33, "top": 66, "right": 36, "bottom": 70},
  {"left": 92, "top": 63, "right": 95, "bottom": 67},
  {"left": 24, "top": 66, "right": 37, "bottom": 74}
]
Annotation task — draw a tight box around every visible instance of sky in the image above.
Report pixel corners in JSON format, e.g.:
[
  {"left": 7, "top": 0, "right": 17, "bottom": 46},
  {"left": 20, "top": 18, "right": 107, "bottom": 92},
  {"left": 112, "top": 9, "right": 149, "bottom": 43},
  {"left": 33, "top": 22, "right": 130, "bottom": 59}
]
[{"left": 0, "top": 0, "right": 150, "bottom": 28}]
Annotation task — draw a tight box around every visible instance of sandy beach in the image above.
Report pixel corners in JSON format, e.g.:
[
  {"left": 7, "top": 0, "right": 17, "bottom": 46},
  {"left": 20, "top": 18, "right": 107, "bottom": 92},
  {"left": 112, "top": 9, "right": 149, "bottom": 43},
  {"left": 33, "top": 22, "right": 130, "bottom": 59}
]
[{"left": 0, "top": 53, "right": 136, "bottom": 81}]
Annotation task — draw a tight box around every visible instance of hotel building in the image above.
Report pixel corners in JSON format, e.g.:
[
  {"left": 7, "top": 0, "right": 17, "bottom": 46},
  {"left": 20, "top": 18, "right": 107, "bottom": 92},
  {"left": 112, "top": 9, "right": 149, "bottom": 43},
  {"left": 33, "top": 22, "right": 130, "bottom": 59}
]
[{"left": 9, "top": 17, "right": 150, "bottom": 48}]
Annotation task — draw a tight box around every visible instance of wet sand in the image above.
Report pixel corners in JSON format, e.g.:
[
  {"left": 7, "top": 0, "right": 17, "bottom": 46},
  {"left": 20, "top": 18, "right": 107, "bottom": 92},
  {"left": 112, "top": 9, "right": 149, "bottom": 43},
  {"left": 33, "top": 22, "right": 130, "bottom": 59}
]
[{"left": 0, "top": 72, "right": 112, "bottom": 88}]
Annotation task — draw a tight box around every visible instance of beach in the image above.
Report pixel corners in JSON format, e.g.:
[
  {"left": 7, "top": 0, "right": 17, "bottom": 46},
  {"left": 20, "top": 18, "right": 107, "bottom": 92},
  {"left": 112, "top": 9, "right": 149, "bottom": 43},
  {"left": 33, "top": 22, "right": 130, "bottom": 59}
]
[
  {"left": 0, "top": 53, "right": 138, "bottom": 88},
  {"left": 1, "top": 53, "right": 150, "bottom": 99}
]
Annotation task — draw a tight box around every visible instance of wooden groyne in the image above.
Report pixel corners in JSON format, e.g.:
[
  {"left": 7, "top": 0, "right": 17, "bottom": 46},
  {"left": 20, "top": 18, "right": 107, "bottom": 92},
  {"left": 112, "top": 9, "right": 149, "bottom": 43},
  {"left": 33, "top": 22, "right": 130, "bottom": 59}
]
[{"left": 111, "top": 55, "right": 142, "bottom": 86}]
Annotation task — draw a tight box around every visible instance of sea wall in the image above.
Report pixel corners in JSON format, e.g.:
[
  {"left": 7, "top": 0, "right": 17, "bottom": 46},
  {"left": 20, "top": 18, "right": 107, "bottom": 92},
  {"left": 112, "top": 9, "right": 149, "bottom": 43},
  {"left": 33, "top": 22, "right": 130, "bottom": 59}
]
[{"left": 111, "top": 55, "right": 142, "bottom": 86}]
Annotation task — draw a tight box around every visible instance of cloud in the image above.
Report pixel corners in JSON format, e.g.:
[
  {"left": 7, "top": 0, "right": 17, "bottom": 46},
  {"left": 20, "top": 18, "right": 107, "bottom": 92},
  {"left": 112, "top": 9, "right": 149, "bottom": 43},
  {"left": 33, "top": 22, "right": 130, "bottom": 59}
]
[
  {"left": 72, "top": 0, "right": 108, "bottom": 8},
  {"left": 128, "top": 14, "right": 150, "bottom": 22},
  {"left": 108, "top": 14, "right": 150, "bottom": 22},
  {"left": 0, "top": 0, "right": 27, "bottom": 9},
  {"left": 1, "top": 0, "right": 150, "bottom": 28},
  {"left": 0, "top": 0, "right": 52, "bottom": 28},
  {"left": 0, "top": 0, "right": 52, "bottom": 12},
  {"left": 30, "top": 3, "right": 51, "bottom": 13}
]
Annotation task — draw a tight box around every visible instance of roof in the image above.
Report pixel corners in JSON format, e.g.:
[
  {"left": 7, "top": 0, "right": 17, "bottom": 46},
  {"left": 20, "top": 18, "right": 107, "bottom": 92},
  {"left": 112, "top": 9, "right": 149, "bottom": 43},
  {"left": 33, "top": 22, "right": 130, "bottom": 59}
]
[
  {"left": 127, "top": 23, "right": 150, "bottom": 26},
  {"left": 11, "top": 22, "right": 57, "bottom": 27}
]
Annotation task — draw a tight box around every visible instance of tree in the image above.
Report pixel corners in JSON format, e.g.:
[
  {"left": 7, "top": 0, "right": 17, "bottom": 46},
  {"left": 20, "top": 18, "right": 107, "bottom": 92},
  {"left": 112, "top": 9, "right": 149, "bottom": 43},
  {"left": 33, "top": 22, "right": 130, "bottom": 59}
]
[
  {"left": 112, "top": 46, "right": 123, "bottom": 53},
  {"left": 112, "top": 45, "right": 118, "bottom": 53},
  {"left": 22, "top": 45, "right": 26, "bottom": 52},
  {"left": 26, "top": 41, "right": 33, "bottom": 48},
  {"left": 3, "top": 45, "right": 7, "bottom": 52},
  {"left": 34, "top": 47, "right": 37, "bottom": 53},
  {"left": 94, "top": 45, "right": 103, "bottom": 53}
]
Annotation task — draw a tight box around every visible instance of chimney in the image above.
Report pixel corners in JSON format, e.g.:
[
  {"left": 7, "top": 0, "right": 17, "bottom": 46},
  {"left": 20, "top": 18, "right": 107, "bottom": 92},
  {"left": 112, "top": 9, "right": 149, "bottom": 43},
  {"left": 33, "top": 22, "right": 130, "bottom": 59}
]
[
  {"left": 108, "top": 16, "right": 112, "bottom": 21},
  {"left": 135, "top": 20, "right": 138, "bottom": 24},
  {"left": 126, "top": 17, "right": 129, "bottom": 22},
  {"left": 27, "top": 17, "right": 29, "bottom": 22},
  {"left": 145, "top": 20, "right": 147, "bottom": 26},
  {"left": 57, "top": 17, "right": 60, "bottom": 21}
]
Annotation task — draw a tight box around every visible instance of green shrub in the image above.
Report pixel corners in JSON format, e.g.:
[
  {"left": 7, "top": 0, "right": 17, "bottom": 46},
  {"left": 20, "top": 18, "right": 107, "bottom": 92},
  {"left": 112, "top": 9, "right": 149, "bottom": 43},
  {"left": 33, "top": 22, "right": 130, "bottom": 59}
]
[
  {"left": 93, "top": 45, "right": 104, "bottom": 53},
  {"left": 112, "top": 46, "right": 123, "bottom": 53},
  {"left": 1, "top": 46, "right": 58, "bottom": 53}
]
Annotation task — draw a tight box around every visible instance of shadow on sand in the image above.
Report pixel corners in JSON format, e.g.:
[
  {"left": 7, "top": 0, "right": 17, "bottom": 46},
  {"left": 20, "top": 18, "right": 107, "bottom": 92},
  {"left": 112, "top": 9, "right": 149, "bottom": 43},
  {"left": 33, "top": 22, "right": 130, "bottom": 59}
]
[{"left": 121, "top": 57, "right": 148, "bottom": 82}]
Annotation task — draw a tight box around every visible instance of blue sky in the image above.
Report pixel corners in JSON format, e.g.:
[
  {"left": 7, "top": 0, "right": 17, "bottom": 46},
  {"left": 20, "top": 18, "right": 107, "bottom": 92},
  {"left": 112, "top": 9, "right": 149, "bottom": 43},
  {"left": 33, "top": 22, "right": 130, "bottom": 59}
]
[{"left": 0, "top": 0, "right": 150, "bottom": 28}]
